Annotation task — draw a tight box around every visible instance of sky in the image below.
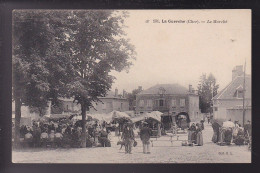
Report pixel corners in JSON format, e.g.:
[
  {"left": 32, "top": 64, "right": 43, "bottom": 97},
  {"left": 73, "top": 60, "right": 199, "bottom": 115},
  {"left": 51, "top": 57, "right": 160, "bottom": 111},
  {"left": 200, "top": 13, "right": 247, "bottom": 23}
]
[{"left": 110, "top": 10, "right": 251, "bottom": 94}]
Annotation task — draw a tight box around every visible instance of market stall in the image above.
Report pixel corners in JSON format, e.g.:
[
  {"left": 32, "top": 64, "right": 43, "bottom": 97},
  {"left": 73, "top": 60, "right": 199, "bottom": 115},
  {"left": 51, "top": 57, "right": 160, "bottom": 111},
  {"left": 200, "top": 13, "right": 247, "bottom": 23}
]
[
  {"left": 175, "top": 112, "right": 191, "bottom": 130},
  {"left": 107, "top": 111, "right": 132, "bottom": 132},
  {"left": 131, "top": 111, "right": 163, "bottom": 137}
]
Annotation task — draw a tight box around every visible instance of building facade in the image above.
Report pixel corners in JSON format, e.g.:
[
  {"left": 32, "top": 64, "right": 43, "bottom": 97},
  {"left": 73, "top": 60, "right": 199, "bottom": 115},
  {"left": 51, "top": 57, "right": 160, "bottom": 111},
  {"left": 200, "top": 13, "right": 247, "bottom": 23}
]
[
  {"left": 53, "top": 89, "right": 129, "bottom": 115},
  {"left": 88, "top": 89, "right": 129, "bottom": 114},
  {"left": 135, "top": 84, "right": 200, "bottom": 122},
  {"left": 212, "top": 65, "right": 251, "bottom": 123}
]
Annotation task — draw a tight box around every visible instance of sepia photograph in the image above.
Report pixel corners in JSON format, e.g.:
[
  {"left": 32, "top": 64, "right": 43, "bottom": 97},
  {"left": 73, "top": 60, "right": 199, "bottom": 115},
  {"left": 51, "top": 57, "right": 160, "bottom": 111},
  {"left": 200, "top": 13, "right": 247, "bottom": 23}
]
[{"left": 12, "top": 9, "right": 251, "bottom": 163}]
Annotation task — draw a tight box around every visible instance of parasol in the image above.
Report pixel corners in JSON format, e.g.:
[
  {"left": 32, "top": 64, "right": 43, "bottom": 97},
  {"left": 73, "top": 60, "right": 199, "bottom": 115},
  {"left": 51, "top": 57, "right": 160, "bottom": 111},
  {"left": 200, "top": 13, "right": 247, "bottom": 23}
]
[
  {"left": 39, "top": 115, "right": 50, "bottom": 122},
  {"left": 89, "top": 114, "right": 105, "bottom": 122},
  {"left": 131, "top": 111, "right": 162, "bottom": 123},
  {"left": 111, "top": 111, "right": 131, "bottom": 119},
  {"left": 145, "top": 111, "right": 163, "bottom": 122},
  {"left": 223, "top": 121, "right": 235, "bottom": 128},
  {"left": 211, "top": 119, "right": 225, "bottom": 127},
  {"left": 131, "top": 114, "right": 146, "bottom": 123}
]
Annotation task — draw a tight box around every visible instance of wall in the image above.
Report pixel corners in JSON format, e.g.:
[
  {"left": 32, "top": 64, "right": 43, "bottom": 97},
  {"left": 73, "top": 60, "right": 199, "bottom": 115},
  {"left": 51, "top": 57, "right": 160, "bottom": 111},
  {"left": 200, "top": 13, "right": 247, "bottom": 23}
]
[
  {"left": 136, "top": 94, "right": 200, "bottom": 121},
  {"left": 188, "top": 95, "right": 201, "bottom": 122},
  {"left": 12, "top": 102, "right": 41, "bottom": 120},
  {"left": 226, "top": 109, "right": 251, "bottom": 123},
  {"left": 213, "top": 98, "right": 251, "bottom": 120},
  {"left": 89, "top": 98, "right": 129, "bottom": 114}
]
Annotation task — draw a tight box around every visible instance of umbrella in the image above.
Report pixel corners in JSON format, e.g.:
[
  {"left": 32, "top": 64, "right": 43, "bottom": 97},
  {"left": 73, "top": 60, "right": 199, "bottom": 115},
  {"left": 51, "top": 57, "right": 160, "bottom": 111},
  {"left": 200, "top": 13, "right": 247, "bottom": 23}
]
[
  {"left": 131, "top": 111, "right": 162, "bottom": 123},
  {"left": 104, "top": 111, "right": 132, "bottom": 123},
  {"left": 131, "top": 114, "right": 146, "bottom": 123},
  {"left": 111, "top": 111, "right": 131, "bottom": 119},
  {"left": 39, "top": 115, "right": 49, "bottom": 122},
  {"left": 223, "top": 121, "right": 235, "bottom": 128},
  {"left": 211, "top": 119, "right": 225, "bottom": 126},
  {"left": 89, "top": 114, "right": 106, "bottom": 122},
  {"left": 71, "top": 115, "right": 82, "bottom": 121},
  {"left": 50, "top": 114, "right": 71, "bottom": 119},
  {"left": 145, "top": 111, "right": 163, "bottom": 122}
]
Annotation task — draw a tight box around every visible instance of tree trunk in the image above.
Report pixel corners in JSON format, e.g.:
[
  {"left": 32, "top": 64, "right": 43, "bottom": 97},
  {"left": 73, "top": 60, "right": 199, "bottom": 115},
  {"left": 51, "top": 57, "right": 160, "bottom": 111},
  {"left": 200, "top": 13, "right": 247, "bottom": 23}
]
[
  {"left": 81, "top": 103, "right": 87, "bottom": 148},
  {"left": 14, "top": 97, "right": 21, "bottom": 148}
]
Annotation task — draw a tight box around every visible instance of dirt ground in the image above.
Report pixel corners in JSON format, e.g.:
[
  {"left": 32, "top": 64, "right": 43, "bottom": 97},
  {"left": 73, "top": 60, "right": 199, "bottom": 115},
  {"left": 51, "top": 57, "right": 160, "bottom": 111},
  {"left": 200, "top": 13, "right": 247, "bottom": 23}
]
[{"left": 12, "top": 123, "right": 251, "bottom": 163}]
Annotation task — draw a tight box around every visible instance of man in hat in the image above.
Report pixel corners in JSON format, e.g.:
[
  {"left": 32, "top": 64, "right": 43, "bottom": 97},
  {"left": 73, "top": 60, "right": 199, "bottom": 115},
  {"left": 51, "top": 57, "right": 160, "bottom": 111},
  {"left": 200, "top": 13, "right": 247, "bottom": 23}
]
[
  {"left": 140, "top": 122, "right": 152, "bottom": 154},
  {"left": 122, "top": 122, "right": 135, "bottom": 154}
]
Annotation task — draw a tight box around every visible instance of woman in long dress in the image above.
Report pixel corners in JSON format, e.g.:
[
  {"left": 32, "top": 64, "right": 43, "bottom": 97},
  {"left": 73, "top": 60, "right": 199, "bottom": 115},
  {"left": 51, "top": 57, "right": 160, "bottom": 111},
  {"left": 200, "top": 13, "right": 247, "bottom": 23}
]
[
  {"left": 196, "top": 123, "right": 203, "bottom": 146},
  {"left": 188, "top": 123, "right": 196, "bottom": 144},
  {"left": 157, "top": 123, "right": 161, "bottom": 137},
  {"left": 115, "top": 123, "right": 120, "bottom": 136}
]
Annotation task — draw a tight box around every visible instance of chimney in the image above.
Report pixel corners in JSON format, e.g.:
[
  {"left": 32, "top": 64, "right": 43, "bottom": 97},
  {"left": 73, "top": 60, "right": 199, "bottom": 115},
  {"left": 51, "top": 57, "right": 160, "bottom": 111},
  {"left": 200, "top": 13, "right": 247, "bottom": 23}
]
[
  {"left": 232, "top": 65, "right": 243, "bottom": 80},
  {"left": 138, "top": 86, "right": 142, "bottom": 91},
  {"left": 115, "top": 88, "right": 118, "bottom": 97},
  {"left": 123, "top": 89, "right": 126, "bottom": 98},
  {"left": 189, "top": 85, "right": 192, "bottom": 92}
]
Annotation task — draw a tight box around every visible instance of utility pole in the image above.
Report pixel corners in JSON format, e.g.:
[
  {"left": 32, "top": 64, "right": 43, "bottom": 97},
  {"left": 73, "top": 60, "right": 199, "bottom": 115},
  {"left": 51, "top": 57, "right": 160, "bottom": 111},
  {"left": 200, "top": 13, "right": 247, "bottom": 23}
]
[{"left": 242, "top": 61, "right": 246, "bottom": 126}]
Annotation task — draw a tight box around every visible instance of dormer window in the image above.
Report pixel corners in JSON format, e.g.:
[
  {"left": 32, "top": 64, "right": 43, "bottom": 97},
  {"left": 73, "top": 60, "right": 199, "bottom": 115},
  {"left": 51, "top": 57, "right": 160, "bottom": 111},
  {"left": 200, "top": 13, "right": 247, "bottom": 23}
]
[
  {"left": 158, "top": 87, "right": 166, "bottom": 95},
  {"left": 234, "top": 85, "right": 244, "bottom": 98}
]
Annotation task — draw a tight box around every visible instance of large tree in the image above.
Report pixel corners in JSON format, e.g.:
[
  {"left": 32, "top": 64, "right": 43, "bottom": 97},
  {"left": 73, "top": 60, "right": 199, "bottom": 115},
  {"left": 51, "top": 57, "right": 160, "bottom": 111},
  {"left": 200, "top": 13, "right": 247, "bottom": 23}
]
[
  {"left": 12, "top": 10, "right": 73, "bottom": 146},
  {"left": 197, "top": 73, "right": 219, "bottom": 113},
  {"left": 63, "top": 10, "right": 136, "bottom": 147},
  {"left": 13, "top": 10, "right": 136, "bottom": 148}
]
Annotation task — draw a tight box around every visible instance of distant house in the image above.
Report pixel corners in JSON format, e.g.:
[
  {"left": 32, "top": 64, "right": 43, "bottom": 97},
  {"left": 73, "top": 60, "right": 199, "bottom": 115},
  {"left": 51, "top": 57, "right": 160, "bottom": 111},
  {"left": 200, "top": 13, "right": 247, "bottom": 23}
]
[
  {"left": 88, "top": 89, "right": 129, "bottom": 114},
  {"left": 12, "top": 101, "right": 51, "bottom": 127},
  {"left": 53, "top": 88, "right": 129, "bottom": 115},
  {"left": 212, "top": 65, "right": 251, "bottom": 123},
  {"left": 52, "top": 98, "right": 81, "bottom": 114},
  {"left": 135, "top": 84, "right": 201, "bottom": 126}
]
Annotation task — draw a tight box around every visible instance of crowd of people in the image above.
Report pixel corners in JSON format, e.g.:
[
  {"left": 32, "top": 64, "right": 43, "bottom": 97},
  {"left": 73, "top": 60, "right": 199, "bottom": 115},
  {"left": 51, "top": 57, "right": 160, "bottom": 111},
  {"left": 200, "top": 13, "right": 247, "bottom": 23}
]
[
  {"left": 186, "top": 120, "right": 205, "bottom": 146},
  {"left": 212, "top": 119, "right": 251, "bottom": 146},
  {"left": 120, "top": 121, "right": 153, "bottom": 154},
  {"left": 15, "top": 114, "right": 251, "bottom": 153},
  {"left": 18, "top": 119, "right": 112, "bottom": 148}
]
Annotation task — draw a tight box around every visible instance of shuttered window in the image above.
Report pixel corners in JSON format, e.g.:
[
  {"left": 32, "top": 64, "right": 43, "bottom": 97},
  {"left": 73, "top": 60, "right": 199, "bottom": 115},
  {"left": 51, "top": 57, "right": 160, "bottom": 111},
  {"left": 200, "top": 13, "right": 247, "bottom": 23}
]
[{"left": 180, "top": 99, "right": 185, "bottom": 107}]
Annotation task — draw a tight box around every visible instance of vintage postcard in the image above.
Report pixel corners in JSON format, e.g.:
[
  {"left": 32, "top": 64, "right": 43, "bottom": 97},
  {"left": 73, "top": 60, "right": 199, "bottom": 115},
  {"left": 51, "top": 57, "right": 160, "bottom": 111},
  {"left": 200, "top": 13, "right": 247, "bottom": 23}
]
[{"left": 12, "top": 9, "right": 251, "bottom": 163}]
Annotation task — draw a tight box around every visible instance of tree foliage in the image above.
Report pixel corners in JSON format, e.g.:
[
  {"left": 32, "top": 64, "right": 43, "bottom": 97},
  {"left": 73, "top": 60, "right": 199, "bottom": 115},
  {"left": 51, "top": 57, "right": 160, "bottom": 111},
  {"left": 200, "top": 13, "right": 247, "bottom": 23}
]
[
  {"left": 197, "top": 73, "right": 219, "bottom": 113},
  {"left": 12, "top": 10, "right": 76, "bottom": 145},
  {"left": 63, "top": 10, "right": 136, "bottom": 147},
  {"left": 64, "top": 11, "right": 136, "bottom": 107},
  {"left": 12, "top": 10, "right": 136, "bottom": 147}
]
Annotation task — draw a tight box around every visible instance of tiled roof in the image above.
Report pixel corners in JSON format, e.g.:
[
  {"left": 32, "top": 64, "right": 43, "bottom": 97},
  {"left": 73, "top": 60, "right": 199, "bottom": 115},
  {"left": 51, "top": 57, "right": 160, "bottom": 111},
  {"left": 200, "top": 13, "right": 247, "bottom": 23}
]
[
  {"left": 104, "top": 91, "right": 116, "bottom": 97},
  {"left": 138, "top": 84, "right": 190, "bottom": 95},
  {"left": 101, "top": 90, "right": 127, "bottom": 99},
  {"left": 213, "top": 75, "right": 251, "bottom": 100},
  {"left": 59, "top": 90, "right": 125, "bottom": 101}
]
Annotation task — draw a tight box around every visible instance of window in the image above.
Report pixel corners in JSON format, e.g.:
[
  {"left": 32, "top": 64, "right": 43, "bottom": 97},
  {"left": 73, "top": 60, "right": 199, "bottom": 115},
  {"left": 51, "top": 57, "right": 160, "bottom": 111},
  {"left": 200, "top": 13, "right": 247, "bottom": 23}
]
[
  {"left": 107, "top": 102, "right": 112, "bottom": 109},
  {"left": 237, "top": 90, "right": 243, "bottom": 98},
  {"left": 214, "top": 107, "right": 218, "bottom": 111},
  {"left": 121, "top": 103, "right": 123, "bottom": 110},
  {"left": 180, "top": 99, "right": 185, "bottom": 107},
  {"left": 102, "top": 102, "right": 106, "bottom": 109},
  {"left": 171, "top": 99, "right": 176, "bottom": 107},
  {"left": 66, "top": 105, "right": 69, "bottom": 110},
  {"left": 155, "top": 100, "right": 159, "bottom": 107},
  {"left": 158, "top": 87, "right": 166, "bottom": 95},
  {"left": 139, "top": 100, "right": 144, "bottom": 107},
  {"left": 147, "top": 100, "right": 153, "bottom": 107},
  {"left": 234, "top": 85, "right": 244, "bottom": 98},
  {"left": 159, "top": 100, "right": 164, "bottom": 107}
]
